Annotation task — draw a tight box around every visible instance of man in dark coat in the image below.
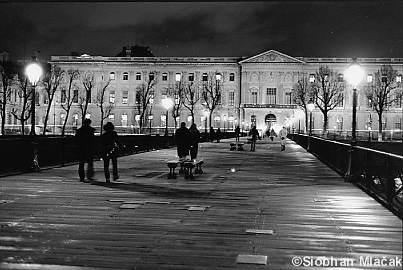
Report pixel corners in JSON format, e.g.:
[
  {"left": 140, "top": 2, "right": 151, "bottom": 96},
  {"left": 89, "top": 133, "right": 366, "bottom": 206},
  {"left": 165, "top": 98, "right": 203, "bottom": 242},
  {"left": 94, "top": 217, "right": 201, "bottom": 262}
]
[
  {"left": 175, "top": 122, "right": 190, "bottom": 159},
  {"left": 75, "top": 118, "right": 95, "bottom": 181}
]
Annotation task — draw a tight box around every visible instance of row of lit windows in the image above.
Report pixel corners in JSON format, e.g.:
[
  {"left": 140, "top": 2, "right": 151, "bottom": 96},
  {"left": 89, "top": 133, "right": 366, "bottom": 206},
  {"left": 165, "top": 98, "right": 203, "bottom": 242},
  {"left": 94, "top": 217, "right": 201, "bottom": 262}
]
[
  {"left": 308, "top": 73, "right": 402, "bottom": 83},
  {"left": 108, "top": 71, "right": 236, "bottom": 82}
]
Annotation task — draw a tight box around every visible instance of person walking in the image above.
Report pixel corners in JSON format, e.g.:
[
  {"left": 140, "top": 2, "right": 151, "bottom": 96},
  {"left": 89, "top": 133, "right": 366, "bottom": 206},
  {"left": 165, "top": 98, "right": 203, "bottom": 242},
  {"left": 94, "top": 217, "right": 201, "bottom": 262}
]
[
  {"left": 75, "top": 118, "right": 95, "bottom": 182},
  {"left": 269, "top": 128, "right": 276, "bottom": 141},
  {"left": 249, "top": 126, "right": 261, "bottom": 151},
  {"left": 101, "top": 122, "right": 124, "bottom": 183},
  {"left": 215, "top": 128, "right": 222, "bottom": 143},
  {"left": 279, "top": 126, "right": 288, "bottom": 151},
  {"left": 209, "top": 127, "right": 215, "bottom": 142},
  {"left": 175, "top": 122, "right": 190, "bottom": 159},
  {"left": 235, "top": 126, "right": 240, "bottom": 141},
  {"left": 189, "top": 123, "right": 200, "bottom": 161}
]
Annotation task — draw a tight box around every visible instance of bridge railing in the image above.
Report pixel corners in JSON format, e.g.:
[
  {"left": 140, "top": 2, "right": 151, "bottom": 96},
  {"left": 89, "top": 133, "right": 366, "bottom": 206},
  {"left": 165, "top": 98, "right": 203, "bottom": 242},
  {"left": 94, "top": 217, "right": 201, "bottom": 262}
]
[{"left": 288, "top": 134, "right": 403, "bottom": 219}]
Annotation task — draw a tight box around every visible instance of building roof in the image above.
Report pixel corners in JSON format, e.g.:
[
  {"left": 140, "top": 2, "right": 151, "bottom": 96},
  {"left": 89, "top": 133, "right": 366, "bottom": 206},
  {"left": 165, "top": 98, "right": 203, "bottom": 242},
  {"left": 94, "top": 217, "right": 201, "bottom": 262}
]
[{"left": 116, "top": 45, "right": 154, "bottom": 57}]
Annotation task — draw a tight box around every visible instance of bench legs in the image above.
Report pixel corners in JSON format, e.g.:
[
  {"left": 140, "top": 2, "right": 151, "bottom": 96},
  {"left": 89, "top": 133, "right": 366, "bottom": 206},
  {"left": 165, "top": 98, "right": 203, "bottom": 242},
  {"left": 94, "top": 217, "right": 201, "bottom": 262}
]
[
  {"left": 167, "top": 163, "right": 178, "bottom": 179},
  {"left": 194, "top": 162, "right": 203, "bottom": 174}
]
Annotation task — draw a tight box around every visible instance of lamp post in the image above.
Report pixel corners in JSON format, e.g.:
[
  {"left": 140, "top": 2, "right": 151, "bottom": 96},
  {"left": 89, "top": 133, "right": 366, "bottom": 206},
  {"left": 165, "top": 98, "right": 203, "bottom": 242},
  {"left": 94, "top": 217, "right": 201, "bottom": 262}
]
[
  {"left": 307, "top": 99, "right": 315, "bottom": 136},
  {"left": 345, "top": 59, "right": 364, "bottom": 182},
  {"left": 25, "top": 61, "right": 43, "bottom": 172},
  {"left": 162, "top": 98, "right": 173, "bottom": 147},
  {"left": 223, "top": 115, "right": 227, "bottom": 137},
  {"left": 26, "top": 62, "right": 43, "bottom": 135},
  {"left": 204, "top": 111, "right": 209, "bottom": 140},
  {"left": 148, "top": 115, "right": 153, "bottom": 134}
]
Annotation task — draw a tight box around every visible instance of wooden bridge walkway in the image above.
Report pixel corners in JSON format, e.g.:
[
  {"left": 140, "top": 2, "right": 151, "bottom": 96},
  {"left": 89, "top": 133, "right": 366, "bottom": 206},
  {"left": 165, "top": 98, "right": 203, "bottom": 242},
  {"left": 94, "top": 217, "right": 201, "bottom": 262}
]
[{"left": 0, "top": 138, "right": 401, "bottom": 269}]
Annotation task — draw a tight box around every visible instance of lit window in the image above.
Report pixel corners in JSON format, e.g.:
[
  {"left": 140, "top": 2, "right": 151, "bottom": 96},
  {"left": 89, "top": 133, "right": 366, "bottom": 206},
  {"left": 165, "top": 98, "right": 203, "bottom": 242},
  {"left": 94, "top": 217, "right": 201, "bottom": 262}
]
[
  {"left": 229, "top": 92, "right": 235, "bottom": 106},
  {"left": 136, "top": 72, "right": 141, "bottom": 80},
  {"left": 109, "top": 92, "right": 115, "bottom": 104},
  {"left": 121, "top": 113, "right": 128, "bottom": 127},
  {"left": 188, "top": 73, "right": 194, "bottom": 81},
  {"left": 367, "top": 75, "right": 373, "bottom": 83},
  {"left": 123, "top": 72, "right": 129, "bottom": 80},
  {"left": 150, "top": 91, "right": 154, "bottom": 105},
  {"left": 109, "top": 114, "right": 114, "bottom": 123},
  {"left": 109, "top": 72, "right": 115, "bottom": 80},
  {"left": 309, "top": 74, "right": 315, "bottom": 83},
  {"left": 122, "top": 91, "right": 128, "bottom": 104},
  {"left": 162, "top": 73, "right": 168, "bottom": 81},
  {"left": 216, "top": 73, "right": 222, "bottom": 81},
  {"left": 73, "top": 114, "right": 79, "bottom": 126},
  {"left": 229, "top": 73, "right": 235, "bottom": 81},
  {"left": 397, "top": 75, "right": 402, "bottom": 83},
  {"left": 175, "top": 73, "right": 181, "bottom": 82}
]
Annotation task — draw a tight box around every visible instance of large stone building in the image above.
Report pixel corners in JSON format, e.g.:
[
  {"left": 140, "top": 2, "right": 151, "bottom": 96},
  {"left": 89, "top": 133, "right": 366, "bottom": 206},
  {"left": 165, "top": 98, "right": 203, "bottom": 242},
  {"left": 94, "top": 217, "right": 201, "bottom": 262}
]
[{"left": 4, "top": 48, "right": 403, "bottom": 138}]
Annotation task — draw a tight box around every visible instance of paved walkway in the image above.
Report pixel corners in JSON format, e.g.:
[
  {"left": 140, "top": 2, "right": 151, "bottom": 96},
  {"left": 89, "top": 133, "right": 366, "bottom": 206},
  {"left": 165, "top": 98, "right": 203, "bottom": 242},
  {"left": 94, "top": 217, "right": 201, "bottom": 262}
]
[{"left": 0, "top": 138, "right": 402, "bottom": 270}]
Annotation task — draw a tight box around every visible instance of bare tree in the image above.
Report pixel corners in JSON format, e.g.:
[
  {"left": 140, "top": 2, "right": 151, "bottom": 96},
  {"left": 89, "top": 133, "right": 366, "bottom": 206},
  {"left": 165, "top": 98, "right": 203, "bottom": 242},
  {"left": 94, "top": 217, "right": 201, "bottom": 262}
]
[
  {"left": 95, "top": 78, "right": 113, "bottom": 134},
  {"left": 202, "top": 73, "right": 223, "bottom": 129},
  {"left": 134, "top": 71, "right": 158, "bottom": 133},
  {"left": 365, "top": 64, "right": 402, "bottom": 141},
  {"left": 10, "top": 76, "right": 32, "bottom": 135},
  {"left": 79, "top": 71, "right": 95, "bottom": 123},
  {"left": 310, "top": 66, "right": 345, "bottom": 137},
  {"left": 292, "top": 75, "right": 312, "bottom": 133},
  {"left": 0, "top": 63, "right": 15, "bottom": 135},
  {"left": 170, "top": 80, "right": 201, "bottom": 126},
  {"left": 41, "top": 64, "right": 62, "bottom": 135},
  {"left": 60, "top": 69, "right": 79, "bottom": 136},
  {"left": 165, "top": 85, "right": 183, "bottom": 130}
]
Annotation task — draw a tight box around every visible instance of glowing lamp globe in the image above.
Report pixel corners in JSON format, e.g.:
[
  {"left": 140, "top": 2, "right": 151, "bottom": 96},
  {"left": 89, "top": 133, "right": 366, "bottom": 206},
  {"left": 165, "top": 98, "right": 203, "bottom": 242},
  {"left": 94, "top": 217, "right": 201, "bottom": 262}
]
[{"left": 25, "top": 62, "right": 43, "bottom": 85}]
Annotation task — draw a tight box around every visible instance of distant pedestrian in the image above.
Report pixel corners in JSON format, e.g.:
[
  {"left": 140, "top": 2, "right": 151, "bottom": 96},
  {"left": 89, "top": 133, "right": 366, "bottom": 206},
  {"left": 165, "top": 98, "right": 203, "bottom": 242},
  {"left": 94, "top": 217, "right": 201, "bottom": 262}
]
[
  {"left": 189, "top": 123, "right": 200, "bottom": 161},
  {"left": 269, "top": 128, "right": 276, "bottom": 141},
  {"left": 249, "top": 126, "right": 261, "bottom": 151},
  {"left": 75, "top": 118, "right": 95, "bottom": 182},
  {"left": 279, "top": 126, "right": 288, "bottom": 151},
  {"left": 216, "top": 128, "right": 222, "bottom": 143},
  {"left": 235, "top": 126, "right": 240, "bottom": 141},
  {"left": 101, "top": 122, "right": 124, "bottom": 183},
  {"left": 209, "top": 127, "right": 215, "bottom": 142},
  {"left": 175, "top": 122, "right": 190, "bottom": 159}
]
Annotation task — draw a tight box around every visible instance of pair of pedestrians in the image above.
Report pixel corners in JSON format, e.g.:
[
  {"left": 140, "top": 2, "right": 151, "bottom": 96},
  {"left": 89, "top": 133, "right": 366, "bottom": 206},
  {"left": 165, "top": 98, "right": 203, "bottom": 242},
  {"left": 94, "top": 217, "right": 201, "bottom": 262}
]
[
  {"left": 175, "top": 122, "right": 200, "bottom": 161},
  {"left": 75, "top": 120, "right": 124, "bottom": 183},
  {"left": 249, "top": 126, "right": 288, "bottom": 151}
]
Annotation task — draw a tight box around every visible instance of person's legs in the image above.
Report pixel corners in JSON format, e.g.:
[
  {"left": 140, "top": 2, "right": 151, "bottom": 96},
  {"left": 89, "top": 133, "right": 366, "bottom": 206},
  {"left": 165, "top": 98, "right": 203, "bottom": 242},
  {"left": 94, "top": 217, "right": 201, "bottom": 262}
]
[
  {"left": 112, "top": 157, "right": 119, "bottom": 180},
  {"left": 87, "top": 157, "right": 94, "bottom": 180},
  {"left": 78, "top": 159, "right": 85, "bottom": 181},
  {"left": 103, "top": 157, "right": 111, "bottom": 182}
]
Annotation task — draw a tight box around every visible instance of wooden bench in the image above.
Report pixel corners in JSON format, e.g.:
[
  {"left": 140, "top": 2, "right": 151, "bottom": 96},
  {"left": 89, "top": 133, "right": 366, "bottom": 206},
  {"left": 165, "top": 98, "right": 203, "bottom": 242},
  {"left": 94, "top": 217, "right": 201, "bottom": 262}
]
[{"left": 237, "top": 143, "right": 244, "bottom": 151}]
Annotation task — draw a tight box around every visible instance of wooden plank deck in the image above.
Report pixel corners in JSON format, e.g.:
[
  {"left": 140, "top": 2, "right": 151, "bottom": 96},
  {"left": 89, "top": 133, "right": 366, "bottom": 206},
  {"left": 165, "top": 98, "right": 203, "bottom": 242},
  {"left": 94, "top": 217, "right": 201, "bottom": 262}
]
[{"left": 0, "top": 139, "right": 401, "bottom": 269}]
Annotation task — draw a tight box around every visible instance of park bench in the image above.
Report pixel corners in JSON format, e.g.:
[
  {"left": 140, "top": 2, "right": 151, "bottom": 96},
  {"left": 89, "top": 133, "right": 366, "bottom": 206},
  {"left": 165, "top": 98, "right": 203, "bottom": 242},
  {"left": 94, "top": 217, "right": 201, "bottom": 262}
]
[
  {"left": 230, "top": 143, "right": 237, "bottom": 151},
  {"left": 237, "top": 143, "right": 244, "bottom": 151},
  {"left": 166, "top": 159, "right": 204, "bottom": 179}
]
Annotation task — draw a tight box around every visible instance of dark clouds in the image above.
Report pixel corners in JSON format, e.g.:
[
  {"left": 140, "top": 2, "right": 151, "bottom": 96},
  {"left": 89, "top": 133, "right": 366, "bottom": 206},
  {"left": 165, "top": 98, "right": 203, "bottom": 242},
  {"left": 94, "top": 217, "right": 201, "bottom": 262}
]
[{"left": 0, "top": 1, "right": 402, "bottom": 61}]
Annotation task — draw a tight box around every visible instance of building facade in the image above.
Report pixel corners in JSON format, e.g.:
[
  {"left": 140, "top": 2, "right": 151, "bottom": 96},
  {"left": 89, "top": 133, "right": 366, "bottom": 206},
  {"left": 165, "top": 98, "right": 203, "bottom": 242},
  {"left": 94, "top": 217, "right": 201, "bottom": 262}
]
[{"left": 6, "top": 49, "right": 403, "bottom": 137}]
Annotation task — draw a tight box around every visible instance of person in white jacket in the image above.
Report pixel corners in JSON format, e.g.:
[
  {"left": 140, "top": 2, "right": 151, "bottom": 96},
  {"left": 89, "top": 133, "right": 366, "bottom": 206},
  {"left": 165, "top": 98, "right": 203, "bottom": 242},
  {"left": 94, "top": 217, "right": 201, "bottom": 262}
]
[{"left": 278, "top": 126, "right": 288, "bottom": 151}]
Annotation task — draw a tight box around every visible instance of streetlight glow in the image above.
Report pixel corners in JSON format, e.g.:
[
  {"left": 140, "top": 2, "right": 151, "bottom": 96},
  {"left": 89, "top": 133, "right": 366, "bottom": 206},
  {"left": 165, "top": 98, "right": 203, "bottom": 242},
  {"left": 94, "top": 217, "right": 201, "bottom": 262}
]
[
  {"left": 25, "top": 62, "right": 43, "bottom": 85},
  {"left": 346, "top": 60, "right": 364, "bottom": 87}
]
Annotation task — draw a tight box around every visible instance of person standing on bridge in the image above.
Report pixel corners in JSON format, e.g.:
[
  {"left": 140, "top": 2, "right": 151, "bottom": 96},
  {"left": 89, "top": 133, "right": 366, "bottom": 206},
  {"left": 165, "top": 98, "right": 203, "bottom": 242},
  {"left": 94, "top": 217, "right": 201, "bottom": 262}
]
[
  {"left": 75, "top": 118, "right": 95, "bottom": 182},
  {"left": 249, "top": 125, "right": 261, "bottom": 151},
  {"left": 175, "top": 122, "right": 190, "bottom": 160},
  {"left": 279, "top": 126, "right": 288, "bottom": 151},
  {"left": 189, "top": 123, "right": 200, "bottom": 161},
  {"left": 101, "top": 122, "right": 125, "bottom": 183}
]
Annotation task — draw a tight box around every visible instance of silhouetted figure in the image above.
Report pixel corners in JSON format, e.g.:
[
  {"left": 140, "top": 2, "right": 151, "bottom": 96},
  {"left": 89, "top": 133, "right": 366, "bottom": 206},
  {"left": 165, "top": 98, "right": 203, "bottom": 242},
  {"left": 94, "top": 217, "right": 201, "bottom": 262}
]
[
  {"left": 101, "top": 122, "right": 124, "bottom": 183},
  {"left": 175, "top": 122, "right": 190, "bottom": 159},
  {"left": 235, "top": 126, "right": 240, "bottom": 141},
  {"left": 189, "top": 123, "right": 200, "bottom": 161},
  {"left": 216, "top": 128, "right": 222, "bottom": 143},
  {"left": 75, "top": 119, "right": 95, "bottom": 182},
  {"left": 269, "top": 128, "right": 276, "bottom": 141},
  {"left": 209, "top": 127, "right": 215, "bottom": 142},
  {"left": 249, "top": 126, "right": 261, "bottom": 151},
  {"left": 279, "top": 126, "right": 288, "bottom": 151}
]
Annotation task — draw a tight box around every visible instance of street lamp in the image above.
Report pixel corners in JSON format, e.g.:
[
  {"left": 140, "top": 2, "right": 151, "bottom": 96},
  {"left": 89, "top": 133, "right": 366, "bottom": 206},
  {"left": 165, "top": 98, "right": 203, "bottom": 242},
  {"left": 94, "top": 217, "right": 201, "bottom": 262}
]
[
  {"left": 162, "top": 98, "right": 173, "bottom": 147},
  {"left": 346, "top": 59, "right": 364, "bottom": 142},
  {"left": 25, "top": 62, "right": 43, "bottom": 135},
  {"left": 307, "top": 98, "right": 315, "bottom": 136},
  {"left": 223, "top": 114, "right": 227, "bottom": 136},
  {"left": 148, "top": 115, "right": 153, "bottom": 134},
  {"left": 345, "top": 59, "right": 364, "bottom": 181}
]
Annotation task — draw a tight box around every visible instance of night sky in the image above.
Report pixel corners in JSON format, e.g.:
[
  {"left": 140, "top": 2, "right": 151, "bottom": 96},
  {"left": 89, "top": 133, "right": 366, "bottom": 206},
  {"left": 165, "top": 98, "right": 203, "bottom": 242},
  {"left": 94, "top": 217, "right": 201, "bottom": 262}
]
[{"left": 1, "top": 1, "right": 402, "bottom": 61}]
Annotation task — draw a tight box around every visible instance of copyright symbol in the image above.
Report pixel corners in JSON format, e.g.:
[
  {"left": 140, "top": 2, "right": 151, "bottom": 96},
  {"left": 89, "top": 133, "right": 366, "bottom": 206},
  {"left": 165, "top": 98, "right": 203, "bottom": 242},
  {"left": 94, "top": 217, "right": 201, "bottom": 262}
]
[{"left": 292, "top": 256, "right": 303, "bottom": 266}]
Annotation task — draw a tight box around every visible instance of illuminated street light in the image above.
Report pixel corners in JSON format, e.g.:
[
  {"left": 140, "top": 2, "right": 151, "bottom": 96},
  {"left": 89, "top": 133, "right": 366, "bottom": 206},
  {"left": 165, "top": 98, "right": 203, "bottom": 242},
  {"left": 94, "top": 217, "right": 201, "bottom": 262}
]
[
  {"left": 345, "top": 58, "right": 364, "bottom": 182},
  {"left": 307, "top": 98, "right": 315, "bottom": 136},
  {"left": 162, "top": 98, "right": 173, "bottom": 147},
  {"left": 25, "top": 62, "right": 43, "bottom": 135}
]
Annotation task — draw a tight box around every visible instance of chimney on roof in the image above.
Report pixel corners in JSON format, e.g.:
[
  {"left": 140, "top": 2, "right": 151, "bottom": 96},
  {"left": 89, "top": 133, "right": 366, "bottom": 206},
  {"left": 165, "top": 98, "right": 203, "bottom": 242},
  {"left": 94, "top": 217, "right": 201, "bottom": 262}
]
[{"left": 125, "top": 46, "right": 131, "bottom": 57}]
